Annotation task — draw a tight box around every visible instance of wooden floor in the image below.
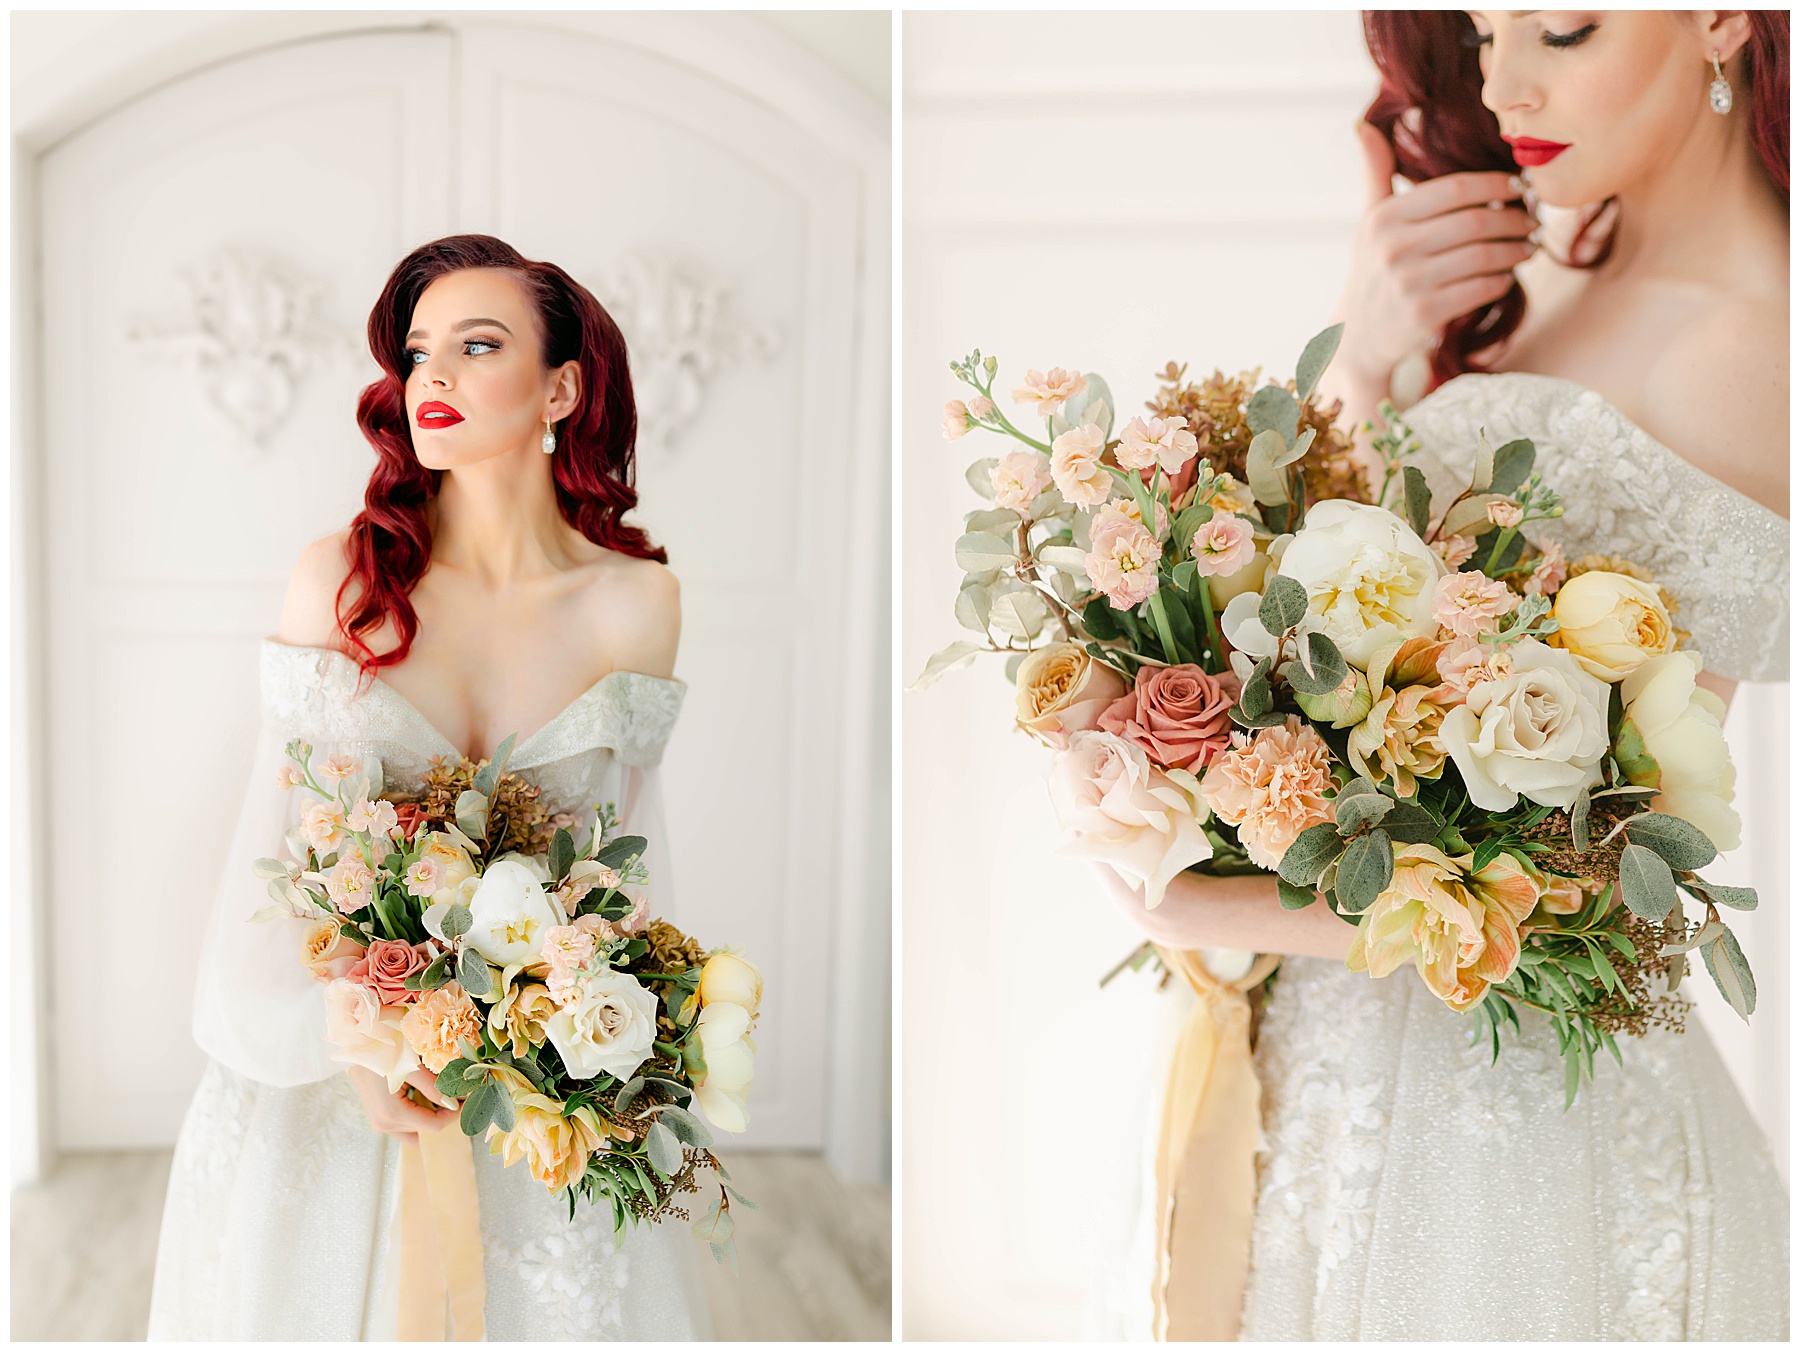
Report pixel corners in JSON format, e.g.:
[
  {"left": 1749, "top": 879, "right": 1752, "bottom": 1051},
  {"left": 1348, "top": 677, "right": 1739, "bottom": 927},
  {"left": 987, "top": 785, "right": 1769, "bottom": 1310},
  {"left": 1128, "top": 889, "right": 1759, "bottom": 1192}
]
[{"left": 10, "top": 1149, "right": 890, "bottom": 1341}]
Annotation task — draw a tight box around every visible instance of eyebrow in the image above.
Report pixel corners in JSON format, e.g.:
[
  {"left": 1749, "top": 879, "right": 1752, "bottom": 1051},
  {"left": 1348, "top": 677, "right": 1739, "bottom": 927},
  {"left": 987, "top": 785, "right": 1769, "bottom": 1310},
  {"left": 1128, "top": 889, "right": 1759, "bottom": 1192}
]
[{"left": 404, "top": 317, "right": 514, "bottom": 340}]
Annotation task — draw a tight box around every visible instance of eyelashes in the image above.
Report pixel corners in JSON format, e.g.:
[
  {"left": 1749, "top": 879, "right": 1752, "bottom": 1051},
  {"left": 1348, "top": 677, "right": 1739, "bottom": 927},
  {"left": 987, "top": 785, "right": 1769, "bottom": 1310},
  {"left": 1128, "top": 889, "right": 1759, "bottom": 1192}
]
[
  {"left": 1462, "top": 22, "right": 1600, "bottom": 51},
  {"left": 405, "top": 339, "right": 502, "bottom": 367}
]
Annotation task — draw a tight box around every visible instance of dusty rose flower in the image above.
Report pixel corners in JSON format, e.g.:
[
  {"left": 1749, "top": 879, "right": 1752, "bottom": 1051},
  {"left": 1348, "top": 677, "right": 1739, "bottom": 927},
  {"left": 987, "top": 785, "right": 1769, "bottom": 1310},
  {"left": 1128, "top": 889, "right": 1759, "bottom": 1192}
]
[
  {"left": 1199, "top": 716, "right": 1336, "bottom": 872},
  {"left": 1085, "top": 513, "right": 1162, "bottom": 609},
  {"left": 1046, "top": 731, "right": 1213, "bottom": 908},
  {"left": 1014, "top": 642, "right": 1128, "bottom": 747},
  {"left": 1115, "top": 415, "right": 1200, "bottom": 475},
  {"left": 1431, "top": 534, "right": 1477, "bottom": 569},
  {"left": 392, "top": 803, "right": 428, "bottom": 841},
  {"left": 1050, "top": 424, "right": 1112, "bottom": 508},
  {"left": 1486, "top": 500, "right": 1525, "bottom": 529},
  {"left": 943, "top": 399, "right": 974, "bottom": 441},
  {"left": 1347, "top": 845, "right": 1542, "bottom": 1011},
  {"left": 405, "top": 858, "right": 441, "bottom": 898},
  {"left": 325, "top": 854, "right": 378, "bottom": 914},
  {"left": 300, "top": 799, "right": 349, "bottom": 856},
  {"left": 1524, "top": 538, "right": 1567, "bottom": 597},
  {"left": 1012, "top": 367, "right": 1087, "bottom": 416},
  {"left": 275, "top": 766, "right": 304, "bottom": 790},
  {"left": 346, "top": 797, "right": 400, "bottom": 838},
  {"left": 302, "top": 917, "right": 365, "bottom": 983},
  {"left": 1190, "top": 513, "right": 1255, "bottom": 577},
  {"left": 1436, "top": 637, "right": 1514, "bottom": 696},
  {"left": 401, "top": 983, "right": 483, "bottom": 1073},
  {"left": 318, "top": 754, "right": 363, "bottom": 784},
  {"left": 990, "top": 450, "right": 1054, "bottom": 514},
  {"left": 968, "top": 395, "right": 995, "bottom": 419},
  {"left": 491, "top": 1097, "right": 606, "bottom": 1192},
  {"left": 1098, "top": 664, "right": 1235, "bottom": 772},
  {"left": 1202, "top": 712, "right": 1346, "bottom": 871},
  {"left": 348, "top": 938, "right": 432, "bottom": 1006},
  {"left": 1432, "top": 570, "right": 1519, "bottom": 639}
]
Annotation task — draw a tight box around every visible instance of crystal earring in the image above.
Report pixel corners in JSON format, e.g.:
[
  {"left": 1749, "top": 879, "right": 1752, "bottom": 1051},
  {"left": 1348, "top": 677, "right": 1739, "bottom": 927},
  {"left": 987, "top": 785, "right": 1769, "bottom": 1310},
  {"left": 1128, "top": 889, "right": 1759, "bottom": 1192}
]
[
  {"left": 1709, "top": 51, "right": 1732, "bottom": 115},
  {"left": 541, "top": 415, "right": 556, "bottom": 455}
]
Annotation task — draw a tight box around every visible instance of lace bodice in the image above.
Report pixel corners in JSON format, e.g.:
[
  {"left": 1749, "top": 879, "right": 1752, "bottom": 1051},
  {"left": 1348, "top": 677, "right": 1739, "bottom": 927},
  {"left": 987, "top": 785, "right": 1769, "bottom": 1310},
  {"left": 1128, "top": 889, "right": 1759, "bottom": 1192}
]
[
  {"left": 1397, "top": 372, "right": 1789, "bottom": 682},
  {"left": 261, "top": 641, "right": 687, "bottom": 813}
]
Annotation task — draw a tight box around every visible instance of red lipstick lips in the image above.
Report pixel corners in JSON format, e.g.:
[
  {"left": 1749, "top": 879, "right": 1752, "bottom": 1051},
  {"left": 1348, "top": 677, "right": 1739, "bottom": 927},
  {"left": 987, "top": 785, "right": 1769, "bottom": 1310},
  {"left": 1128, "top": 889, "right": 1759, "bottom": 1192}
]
[
  {"left": 416, "top": 400, "right": 463, "bottom": 429},
  {"left": 1504, "top": 136, "right": 1569, "bottom": 168}
]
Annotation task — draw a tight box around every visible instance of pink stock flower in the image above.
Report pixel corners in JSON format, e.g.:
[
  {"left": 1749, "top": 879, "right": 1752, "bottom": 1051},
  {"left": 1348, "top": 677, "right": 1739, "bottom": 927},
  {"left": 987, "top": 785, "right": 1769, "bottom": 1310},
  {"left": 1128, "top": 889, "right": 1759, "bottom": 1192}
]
[
  {"left": 346, "top": 797, "right": 401, "bottom": 839},
  {"left": 1084, "top": 513, "right": 1162, "bottom": 609},
  {"left": 968, "top": 395, "right": 995, "bottom": 419},
  {"left": 1093, "top": 495, "right": 1168, "bottom": 539},
  {"left": 325, "top": 854, "right": 378, "bottom": 914},
  {"left": 1115, "top": 415, "right": 1200, "bottom": 475},
  {"left": 542, "top": 924, "right": 602, "bottom": 1006},
  {"left": 1012, "top": 367, "right": 1087, "bottom": 416},
  {"left": 300, "top": 800, "right": 349, "bottom": 856},
  {"left": 317, "top": 754, "right": 363, "bottom": 784},
  {"left": 1431, "top": 534, "right": 1477, "bottom": 569},
  {"left": 1050, "top": 425, "right": 1112, "bottom": 508},
  {"left": 1525, "top": 538, "right": 1567, "bottom": 597},
  {"left": 1190, "top": 512, "right": 1255, "bottom": 577},
  {"left": 991, "top": 450, "right": 1054, "bottom": 514},
  {"left": 348, "top": 938, "right": 432, "bottom": 1006},
  {"left": 405, "top": 858, "right": 442, "bottom": 899},
  {"left": 618, "top": 895, "right": 650, "bottom": 937},
  {"left": 1199, "top": 717, "right": 1337, "bottom": 872},
  {"left": 275, "top": 766, "right": 304, "bottom": 790},
  {"left": 1432, "top": 570, "right": 1520, "bottom": 639},
  {"left": 1436, "top": 637, "right": 1516, "bottom": 697},
  {"left": 1098, "top": 664, "right": 1235, "bottom": 772},
  {"left": 1487, "top": 500, "right": 1525, "bottom": 529},
  {"left": 943, "top": 399, "right": 974, "bottom": 441}
]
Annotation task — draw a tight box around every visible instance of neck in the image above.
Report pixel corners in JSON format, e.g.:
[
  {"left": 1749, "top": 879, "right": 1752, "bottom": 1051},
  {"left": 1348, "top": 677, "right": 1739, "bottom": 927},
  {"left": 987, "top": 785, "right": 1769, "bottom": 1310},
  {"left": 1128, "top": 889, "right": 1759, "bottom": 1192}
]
[
  {"left": 428, "top": 448, "right": 578, "bottom": 586},
  {"left": 1603, "top": 105, "right": 1786, "bottom": 282}
]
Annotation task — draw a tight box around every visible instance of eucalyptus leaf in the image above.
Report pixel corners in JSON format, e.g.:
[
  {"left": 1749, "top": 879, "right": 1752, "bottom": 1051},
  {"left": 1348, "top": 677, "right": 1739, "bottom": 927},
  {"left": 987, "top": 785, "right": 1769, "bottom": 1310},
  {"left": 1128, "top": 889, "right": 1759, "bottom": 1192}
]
[
  {"left": 646, "top": 1121, "right": 684, "bottom": 1177},
  {"left": 650, "top": 1103, "right": 715, "bottom": 1148},
  {"left": 1280, "top": 631, "right": 1347, "bottom": 695},
  {"left": 1618, "top": 843, "right": 1678, "bottom": 921},
  {"left": 487, "top": 1077, "right": 515, "bottom": 1133},
  {"left": 1294, "top": 323, "right": 1344, "bottom": 403},
  {"left": 1622, "top": 813, "right": 1717, "bottom": 871},
  {"left": 457, "top": 947, "right": 493, "bottom": 997},
  {"left": 1658, "top": 918, "right": 1727, "bottom": 955},
  {"left": 1335, "top": 829, "right": 1395, "bottom": 914},
  {"left": 1247, "top": 383, "right": 1300, "bottom": 446},
  {"left": 1401, "top": 466, "right": 1431, "bottom": 538},
  {"left": 1276, "top": 877, "right": 1317, "bottom": 910},
  {"left": 987, "top": 585, "right": 1052, "bottom": 640},
  {"left": 459, "top": 1080, "right": 498, "bottom": 1137},
  {"left": 1679, "top": 878, "right": 1758, "bottom": 911},
  {"left": 441, "top": 904, "right": 472, "bottom": 942},
  {"left": 1441, "top": 493, "right": 1514, "bottom": 538},
  {"left": 1489, "top": 438, "right": 1536, "bottom": 496},
  {"left": 1273, "top": 425, "right": 1315, "bottom": 469},
  {"left": 594, "top": 835, "right": 649, "bottom": 870},
  {"left": 1570, "top": 788, "right": 1591, "bottom": 853},
  {"left": 908, "top": 641, "right": 984, "bottom": 692},
  {"left": 1470, "top": 430, "right": 1495, "bottom": 493},
  {"left": 965, "top": 458, "right": 999, "bottom": 501},
  {"left": 1246, "top": 428, "right": 1291, "bottom": 506},
  {"left": 1277, "top": 821, "right": 1347, "bottom": 887},
  {"left": 549, "top": 829, "right": 575, "bottom": 884},
  {"left": 1701, "top": 926, "right": 1756, "bottom": 1020},
  {"left": 1036, "top": 545, "right": 1090, "bottom": 574},
  {"left": 955, "top": 531, "right": 1016, "bottom": 575},
  {"left": 1333, "top": 793, "right": 1394, "bottom": 836},
  {"left": 964, "top": 506, "right": 1020, "bottom": 536},
  {"left": 1259, "top": 575, "right": 1310, "bottom": 634},
  {"left": 954, "top": 580, "right": 993, "bottom": 634}
]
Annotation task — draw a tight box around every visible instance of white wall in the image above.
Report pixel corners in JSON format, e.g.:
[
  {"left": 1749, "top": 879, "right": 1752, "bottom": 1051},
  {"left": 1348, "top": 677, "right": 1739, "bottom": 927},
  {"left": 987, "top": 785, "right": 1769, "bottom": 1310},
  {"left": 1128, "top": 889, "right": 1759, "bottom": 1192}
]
[{"left": 900, "top": 10, "right": 1787, "bottom": 1339}]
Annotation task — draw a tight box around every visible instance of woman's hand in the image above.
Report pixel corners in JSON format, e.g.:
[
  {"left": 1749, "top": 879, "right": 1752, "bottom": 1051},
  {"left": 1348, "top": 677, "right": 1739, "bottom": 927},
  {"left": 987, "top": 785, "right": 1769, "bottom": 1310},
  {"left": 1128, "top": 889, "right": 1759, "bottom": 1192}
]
[
  {"left": 347, "top": 1064, "right": 457, "bottom": 1144},
  {"left": 1323, "top": 124, "right": 1538, "bottom": 422},
  {"left": 1092, "top": 862, "right": 1356, "bottom": 962}
]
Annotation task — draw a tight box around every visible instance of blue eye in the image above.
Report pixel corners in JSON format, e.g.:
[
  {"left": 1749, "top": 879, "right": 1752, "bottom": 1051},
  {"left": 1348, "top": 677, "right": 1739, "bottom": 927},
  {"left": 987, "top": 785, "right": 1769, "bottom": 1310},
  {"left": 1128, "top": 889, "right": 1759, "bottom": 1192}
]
[
  {"left": 406, "top": 348, "right": 427, "bottom": 366},
  {"left": 466, "top": 339, "right": 499, "bottom": 355}
]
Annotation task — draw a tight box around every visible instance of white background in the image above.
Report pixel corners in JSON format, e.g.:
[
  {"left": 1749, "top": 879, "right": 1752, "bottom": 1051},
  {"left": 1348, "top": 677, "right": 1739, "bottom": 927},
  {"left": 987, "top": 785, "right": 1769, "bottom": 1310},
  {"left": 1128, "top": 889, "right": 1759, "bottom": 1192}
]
[
  {"left": 11, "top": 10, "right": 891, "bottom": 1188},
  {"left": 900, "top": 11, "right": 1787, "bottom": 1339}
]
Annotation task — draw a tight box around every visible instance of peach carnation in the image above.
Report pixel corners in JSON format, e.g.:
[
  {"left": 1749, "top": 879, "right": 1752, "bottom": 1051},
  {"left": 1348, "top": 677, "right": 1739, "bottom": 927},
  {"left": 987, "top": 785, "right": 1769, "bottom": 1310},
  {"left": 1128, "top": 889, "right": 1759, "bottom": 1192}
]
[
  {"left": 1050, "top": 424, "right": 1112, "bottom": 508},
  {"left": 400, "top": 983, "right": 483, "bottom": 1073},
  {"left": 1012, "top": 367, "right": 1087, "bottom": 416},
  {"left": 1084, "top": 514, "right": 1162, "bottom": 609},
  {"left": 1199, "top": 716, "right": 1337, "bottom": 871},
  {"left": 1432, "top": 570, "right": 1519, "bottom": 639}
]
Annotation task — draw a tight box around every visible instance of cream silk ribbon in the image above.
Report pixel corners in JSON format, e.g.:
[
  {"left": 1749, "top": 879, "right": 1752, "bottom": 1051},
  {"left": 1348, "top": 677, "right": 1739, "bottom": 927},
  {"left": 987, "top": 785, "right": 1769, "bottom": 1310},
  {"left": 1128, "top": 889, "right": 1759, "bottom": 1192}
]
[
  {"left": 396, "top": 1126, "right": 487, "bottom": 1341},
  {"left": 1151, "top": 947, "right": 1282, "bottom": 1343}
]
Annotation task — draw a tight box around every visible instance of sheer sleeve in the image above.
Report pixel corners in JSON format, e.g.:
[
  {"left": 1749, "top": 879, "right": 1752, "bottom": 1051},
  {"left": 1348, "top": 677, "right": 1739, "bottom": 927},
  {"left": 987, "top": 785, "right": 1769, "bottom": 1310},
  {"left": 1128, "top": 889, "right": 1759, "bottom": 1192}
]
[{"left": 189, "top": 711, "right": 339, "bottom": 1087}]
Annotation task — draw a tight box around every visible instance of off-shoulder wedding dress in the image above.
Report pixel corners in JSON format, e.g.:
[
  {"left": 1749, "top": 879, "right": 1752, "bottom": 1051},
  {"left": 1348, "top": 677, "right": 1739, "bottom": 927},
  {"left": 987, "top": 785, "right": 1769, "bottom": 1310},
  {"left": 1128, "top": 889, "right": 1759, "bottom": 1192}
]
[
  {"left": 147, "top": 641, "right": 711, "bottom": 1341},
  {"left": 1238, "top": 373, "right": 1789, "bottom": 1340}
]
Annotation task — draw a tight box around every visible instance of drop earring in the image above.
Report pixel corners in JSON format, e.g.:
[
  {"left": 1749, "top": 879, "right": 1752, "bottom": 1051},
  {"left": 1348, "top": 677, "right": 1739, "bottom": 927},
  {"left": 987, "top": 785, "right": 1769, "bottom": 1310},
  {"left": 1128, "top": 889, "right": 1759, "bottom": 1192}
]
[
  {"left": 1709, "top": 51, "right": 1732, "bottom": 114},
  {"left": 541, "top": 415, "right": 557, "bottom": 454}
]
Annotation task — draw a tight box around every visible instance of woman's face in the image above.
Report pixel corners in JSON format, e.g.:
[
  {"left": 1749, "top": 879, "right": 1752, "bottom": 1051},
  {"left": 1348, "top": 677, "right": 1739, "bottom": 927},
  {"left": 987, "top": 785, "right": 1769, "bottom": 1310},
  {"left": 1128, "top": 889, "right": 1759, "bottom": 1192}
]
[
  {"left": 403, "top": 267, "right": 577, "bottom": 471},
  {"left": 1464, "top": 11, "right": 1742, "bottom": 207}
]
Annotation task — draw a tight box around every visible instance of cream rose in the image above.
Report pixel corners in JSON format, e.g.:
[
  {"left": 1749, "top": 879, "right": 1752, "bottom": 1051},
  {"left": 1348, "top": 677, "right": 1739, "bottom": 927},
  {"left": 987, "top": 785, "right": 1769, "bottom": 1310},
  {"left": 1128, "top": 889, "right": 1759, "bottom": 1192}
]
[
  {"left": 698, "top": 951, "right": 763, "bottom": 1014},
  {"left": 1616, "top": 651, "right": 1740, "bottom": 852},
  {"left": 692, "top": 1002, "right": 757, "bottom": 1134},
  {"left": 1270, "top": 499, "right": 1446, "bottom": 668},
  {"left": 1439, "top": 639, "right": 1610, "bottom": 811},
  {"left": 323, "top": 978, "right": 418, "bottom": 1090},
  {"left": 1014, "top": 642, "right": 1128, "bottom": 747},
  {"left": 302, "top": 918, "right": 364, "bottom": 982},
  {"left": 1047, "top": 730, "right": 1213, "bottom": 908},
  {"left": 464, "top": 858, "right": 562, "bottom": 967},
  {"left": 1548, "top": 570, "right": 1676, "bottom": 680},
  {"left": 544, "top": 971, "right": 660, "bottom": 1081}
]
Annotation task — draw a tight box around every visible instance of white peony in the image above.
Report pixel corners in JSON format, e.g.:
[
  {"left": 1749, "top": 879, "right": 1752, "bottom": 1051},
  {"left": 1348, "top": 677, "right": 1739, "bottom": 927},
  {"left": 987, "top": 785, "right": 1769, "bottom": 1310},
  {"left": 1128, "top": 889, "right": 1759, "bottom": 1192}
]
[
  {"left": 464, "top": 858, "right": 562, "bottom": 966},
  {"left": 1270, "top": 499, "right": 1446, "bottom": 668},
  {"left": 322, "top": 978, "right": 419, "bottom": 1091},
  {"left": 1617, "top": 651, "right": 1740, "bottom": 852},
  {"left": 543, "top": 971, "right": 660, "bottom": 1081},
  {"left": 1439, "top": 639, "right": 1610, "bottom": 811},
  {"left": 1046, "top": 730, "right": 1213, "bottom": 908},
  {"left": 692, "top": 1002, "right": 756, "bottom": 1133}
]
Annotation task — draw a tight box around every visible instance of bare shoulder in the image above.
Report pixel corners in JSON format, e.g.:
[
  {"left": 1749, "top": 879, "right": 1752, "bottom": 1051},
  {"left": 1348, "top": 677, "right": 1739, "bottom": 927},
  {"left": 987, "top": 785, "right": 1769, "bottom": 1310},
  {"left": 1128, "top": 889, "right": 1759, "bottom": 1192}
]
[
  {"left": 1638, "top": 295, "right": 1788, "bottom": 517},
  {"left": 276, "top": 530, "right": 355, "bottom": 649},
  {"left": 573, "top": 552, "right": 682, "bottom": 680}
]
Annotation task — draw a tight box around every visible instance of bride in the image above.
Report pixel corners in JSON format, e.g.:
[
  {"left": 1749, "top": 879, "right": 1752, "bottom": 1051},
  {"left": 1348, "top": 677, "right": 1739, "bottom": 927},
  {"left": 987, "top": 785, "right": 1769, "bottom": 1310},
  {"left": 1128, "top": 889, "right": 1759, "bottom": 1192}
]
[
  {"left": 147, "top": 235, "right": 711, "bottom": 1339},
  {"left": 1106, "top": 10, "right": 1787, "bottom": 1340}
]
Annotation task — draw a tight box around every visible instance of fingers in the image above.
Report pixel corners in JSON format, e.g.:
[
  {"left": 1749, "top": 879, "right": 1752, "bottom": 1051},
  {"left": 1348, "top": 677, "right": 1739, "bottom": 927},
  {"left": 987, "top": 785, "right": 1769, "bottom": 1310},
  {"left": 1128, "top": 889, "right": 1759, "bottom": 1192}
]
[
  {"left": 404, "top": 1069, "right": 456, "bottom": 1111},
  {"left": 1407, "top": 204, "right": 1536, "bottom": 258},
  {"left": 1356, "top": 122, "right": 1397, "bottom": 206},
  {"left": 1390, "top": 169, "right": 1527, "bottom": 222},
  {"left": 1412, "top": 237, "right": 1537, "bottom": 292},
  {"left": 1412, "top": 271, "right": 1520, "bottom": 332}
]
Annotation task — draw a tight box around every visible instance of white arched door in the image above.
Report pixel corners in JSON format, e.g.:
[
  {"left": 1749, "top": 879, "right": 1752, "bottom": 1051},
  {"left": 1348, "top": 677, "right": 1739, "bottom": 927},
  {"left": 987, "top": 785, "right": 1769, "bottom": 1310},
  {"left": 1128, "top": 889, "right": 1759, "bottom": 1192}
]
[{"left": 36, "top": 20, "right": 884, "bottom": 1155}]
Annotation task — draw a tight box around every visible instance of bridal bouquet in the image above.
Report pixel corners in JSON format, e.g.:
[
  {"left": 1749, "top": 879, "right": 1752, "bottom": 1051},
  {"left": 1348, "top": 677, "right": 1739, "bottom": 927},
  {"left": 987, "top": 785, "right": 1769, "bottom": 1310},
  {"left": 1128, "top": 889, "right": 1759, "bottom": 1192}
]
[
  {"left": 253, "top": 734, "right": 757, "bottom": 1261},
  {"left": 917, "top": 325, "right": 1758, "bottom": 1103}
]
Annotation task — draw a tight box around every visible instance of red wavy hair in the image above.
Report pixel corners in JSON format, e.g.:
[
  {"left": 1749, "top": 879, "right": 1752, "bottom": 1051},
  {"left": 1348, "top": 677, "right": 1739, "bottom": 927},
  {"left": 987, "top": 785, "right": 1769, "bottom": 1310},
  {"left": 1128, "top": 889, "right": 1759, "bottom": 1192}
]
[
  {"left": 337, "top": 235, "right": 665, "bottom": 675},
  {"left": 1362, "top": 10, "right": 1790, "bottom": 389}
]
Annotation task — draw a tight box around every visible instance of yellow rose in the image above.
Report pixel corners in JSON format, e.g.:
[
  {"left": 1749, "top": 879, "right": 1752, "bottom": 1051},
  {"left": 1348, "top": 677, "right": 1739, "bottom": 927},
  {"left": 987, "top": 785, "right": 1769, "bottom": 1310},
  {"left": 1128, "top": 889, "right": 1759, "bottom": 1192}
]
[
  {"left": 1616, "top": 651, "right": 1739, "bottom": 852},
  {"left": 414, "top": 831, "right": 479, "bottom": 903},
  {"left": 698, "top": 951, "right": 763, "bottom": 1015},
  {"left": 1347, "top": 844, "right": 1542, "bottom": 1012},
  {"left": 490, "top": 1092, "right": 606, "bottom": 1192},
  {"left": 691, "top": 1003, "right": 756, "bottom": 1134},
  {"left": 488, "top": 979, "right": 560, "bottom": 1058},
  {"left": 1549, "top": 570, "right": 1675, "bottom": 681},
  {"left": 1013, "top": 642, "right": 1127, "bottom": 747},
  {"left": 301, "top": 916, "right": 364, "bottom": 982}
]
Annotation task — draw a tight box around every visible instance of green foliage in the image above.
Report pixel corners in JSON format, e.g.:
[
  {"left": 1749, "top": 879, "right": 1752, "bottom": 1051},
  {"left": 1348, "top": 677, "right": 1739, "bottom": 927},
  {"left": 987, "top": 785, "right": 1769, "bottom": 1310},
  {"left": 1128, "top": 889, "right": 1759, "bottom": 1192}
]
[
  {"left": 1294, "top": 323, "right": 1344, "bottom": 403},
  {"left": 1334, "top": 829, "right": 1394, "bottom": 913},
  {"left": 1280, "top": 631, "right": 1347, "bottom": 696},
  {"left": 1618, "top": 843, "right": 1678, "bottom": 921},
  {"left": 1259, "top": 575, "right": 1310, "bottom": 634},
  {"left": 1488, "top": 438, "right": 1537, "bottom": 496},
  {"left": 1277, "top": 821, "right": 1345, "bottom": 887},
  {"left": 1622, "top": 813, "right": 1717, "bottom": 871},
  {"left": 1402, "top": 466, "right": 1431, "bottom": 538}
]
